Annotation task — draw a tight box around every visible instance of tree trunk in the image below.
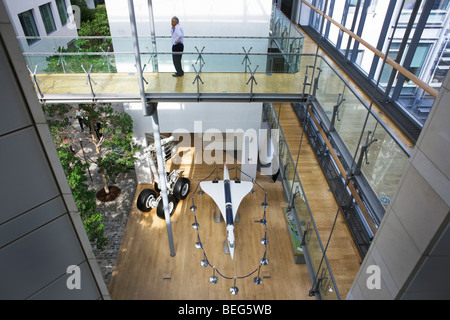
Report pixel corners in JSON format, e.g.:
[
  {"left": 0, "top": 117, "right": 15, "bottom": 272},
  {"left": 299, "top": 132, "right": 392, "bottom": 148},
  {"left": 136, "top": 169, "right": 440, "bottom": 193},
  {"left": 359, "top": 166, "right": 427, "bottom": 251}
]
[
  {"left": 91, "top": 119, "right": 110, "bottom": 194},
  {"left": 99, "top": 167, "right": 110, "bottom": 194}
]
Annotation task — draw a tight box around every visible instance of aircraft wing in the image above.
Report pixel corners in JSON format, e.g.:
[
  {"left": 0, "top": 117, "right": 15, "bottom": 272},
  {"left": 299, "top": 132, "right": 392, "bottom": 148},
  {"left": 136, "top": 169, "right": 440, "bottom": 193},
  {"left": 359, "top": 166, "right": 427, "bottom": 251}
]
[{"left": 200, "top": 180, "right": 253, "bottom": 222}]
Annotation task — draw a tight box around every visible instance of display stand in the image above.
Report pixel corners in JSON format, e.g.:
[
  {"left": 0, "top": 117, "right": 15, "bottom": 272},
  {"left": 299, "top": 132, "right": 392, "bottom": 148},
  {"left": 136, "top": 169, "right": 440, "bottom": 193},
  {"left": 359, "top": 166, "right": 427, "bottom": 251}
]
[{"left": 283, "top": 207, "right": 305, "bottom": 264}]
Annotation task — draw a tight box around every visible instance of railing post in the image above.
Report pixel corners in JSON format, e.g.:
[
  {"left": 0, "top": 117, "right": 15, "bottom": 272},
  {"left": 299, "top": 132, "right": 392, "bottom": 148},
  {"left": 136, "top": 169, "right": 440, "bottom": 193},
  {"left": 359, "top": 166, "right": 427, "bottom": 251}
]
[
  {"left": 101, "top": 46, "right": 111, "bottom": 73},
  {"left": 246, "top": 64, "right": 259, "bottom": 101},
  {"left": 312, "top": 67, "right": 322, "bottom": 97},
  {"left": 242, "top": 46, "right": 252, "bottom": 73},
  {"left": 192, "top": 64, "right": 204, "bottom": 102},
  {"left": 329, "top": 93, "right": 345, "bottom": 132},
  {"left": 81, "top": 64, "right": 97, "bottom": 102},
  {"left": 27, "top": 65, "right": 44, "bottom": 100},
  {"left": 352, "top": 130, "right": 378, "bottom": 175},
  {"left": 195, "top": 46, "right": 205, "bottom": 72},
  {"left": 302, "top": 65, "right": 314, "bottom": 97}
]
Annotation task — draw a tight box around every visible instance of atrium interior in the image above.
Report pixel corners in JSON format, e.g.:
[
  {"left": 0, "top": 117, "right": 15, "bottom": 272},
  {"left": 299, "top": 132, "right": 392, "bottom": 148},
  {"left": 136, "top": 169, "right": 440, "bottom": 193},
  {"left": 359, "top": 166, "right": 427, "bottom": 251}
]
[{"left": 1, "top": 0, "right": 449, "bottom": 300}]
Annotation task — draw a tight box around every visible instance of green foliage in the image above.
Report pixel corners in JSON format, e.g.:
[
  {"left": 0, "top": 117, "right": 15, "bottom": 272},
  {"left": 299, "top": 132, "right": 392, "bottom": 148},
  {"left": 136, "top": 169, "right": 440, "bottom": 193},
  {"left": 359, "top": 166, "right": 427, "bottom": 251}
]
[
  {"left": 77, "top": 103, "right": 142, "bottom": 187},
  {"left": 42, "top": 103, "right": 73, "bottom": 129},
  {"left": 42, "top": 102, "right": 141, "bottom": 194},
  {"left": 45, "top": 4, "right": 115, "bottom": 73},
  {"left": 57, "top": 144, "right": 108, "bottom": 251},
  {"left": 43, "top": 101, "right": 142, "bottom": 251},
  {"left": 45, "top": 47, "right": 115, "bottom": 73},
  {"left": 77, "top": 5, "right": 112, "bottom": 52},
  {"left": 83, "top": 213, "right": 108, "bottom": 251}
]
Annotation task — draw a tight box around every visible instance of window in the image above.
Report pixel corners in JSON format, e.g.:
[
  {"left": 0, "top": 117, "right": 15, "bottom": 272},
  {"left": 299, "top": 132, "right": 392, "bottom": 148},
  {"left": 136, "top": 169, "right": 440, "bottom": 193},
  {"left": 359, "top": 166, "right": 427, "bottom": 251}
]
[
  {"left": 409, "top": 43, "right": 431, "bottom": 78},
  {"left": 56, "top": 0, "right": 68, "bottom": 26},
  {"left": 378, "top": 43, "right": 401, "bottom": 86},
  {"left": 18, "top": 10, "right": 40, "bottom": 45},
  {"left": 39, "top": 2, "right": 57, "bottom": 35},
  {"left": 432, "top": 0, "right": 450, "bottom": 10}
]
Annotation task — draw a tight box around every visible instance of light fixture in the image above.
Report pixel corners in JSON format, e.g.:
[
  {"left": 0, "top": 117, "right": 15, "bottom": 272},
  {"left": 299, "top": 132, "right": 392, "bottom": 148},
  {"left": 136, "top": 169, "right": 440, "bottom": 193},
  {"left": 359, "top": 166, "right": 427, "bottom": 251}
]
[
  {"left": 229, "top": 277, "right": 239, "bottom": 295},
  {"left": 209, "top": 267, "right": 218, "bottom": 284}
]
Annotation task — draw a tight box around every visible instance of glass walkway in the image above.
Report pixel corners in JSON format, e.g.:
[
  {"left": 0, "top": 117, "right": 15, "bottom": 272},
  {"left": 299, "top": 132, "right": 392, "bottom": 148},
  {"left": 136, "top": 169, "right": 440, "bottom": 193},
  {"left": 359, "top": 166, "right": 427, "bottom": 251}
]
[{"left": 20, "top": 35, "right": 306, "bottom": 103}]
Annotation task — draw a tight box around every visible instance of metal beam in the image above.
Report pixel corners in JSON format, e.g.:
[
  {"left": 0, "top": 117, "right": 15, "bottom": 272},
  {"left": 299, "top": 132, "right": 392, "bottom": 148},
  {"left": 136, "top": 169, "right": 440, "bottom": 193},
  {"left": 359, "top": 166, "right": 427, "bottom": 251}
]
[
  {"left": 37, "top": 93, "right": 307, "bottom": 104},
  {"left": 128, "top": 0, "right": 176, "bottom": 257}
]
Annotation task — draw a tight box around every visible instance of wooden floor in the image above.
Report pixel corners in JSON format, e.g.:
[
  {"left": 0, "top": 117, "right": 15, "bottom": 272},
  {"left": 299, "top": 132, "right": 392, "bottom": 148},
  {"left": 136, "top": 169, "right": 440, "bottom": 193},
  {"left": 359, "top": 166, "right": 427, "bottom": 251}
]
[
  {"left": 35, "top": 71, "right": 307, "bottom": 97},
  {"left": 108, "top": 112, "right": 362, "bottom": 300},
  {"left": 274, "top": 102, "right": 362, "bottom": 298},
  {"left": 109, "top": 151, "right": 315, "bottom": 300}
]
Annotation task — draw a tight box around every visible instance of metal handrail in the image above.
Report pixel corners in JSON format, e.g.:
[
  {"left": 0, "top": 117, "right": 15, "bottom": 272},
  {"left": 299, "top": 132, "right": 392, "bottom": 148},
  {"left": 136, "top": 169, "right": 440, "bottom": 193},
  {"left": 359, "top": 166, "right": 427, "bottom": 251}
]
[
  {"left": 21, "top": 51, "right": 306, "bottom": 56},
  {"left": 309, "top": 53, "right": 412, "bottom": 158},
  {"left": 17, "top": 35, "right": 304, "bottom": 40}
]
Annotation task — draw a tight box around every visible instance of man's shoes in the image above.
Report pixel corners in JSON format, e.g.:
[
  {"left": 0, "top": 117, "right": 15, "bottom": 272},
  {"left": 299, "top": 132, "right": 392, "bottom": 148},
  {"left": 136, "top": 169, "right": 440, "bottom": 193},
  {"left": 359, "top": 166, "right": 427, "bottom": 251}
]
[{"left": 172, "top": 73, "right": 184, "bottom": 77}]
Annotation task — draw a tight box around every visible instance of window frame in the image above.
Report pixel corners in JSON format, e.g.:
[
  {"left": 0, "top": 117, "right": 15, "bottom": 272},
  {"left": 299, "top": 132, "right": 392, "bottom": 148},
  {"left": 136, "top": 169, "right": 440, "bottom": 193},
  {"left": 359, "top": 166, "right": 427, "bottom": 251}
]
[
  {"left": 39, "top": 2, "right": 57, "bottom": 35},
  {"left": 56, "top": 0, "right": 68, "bottom": 26},
  {"left": 18, "top": 9, "right": 40, "bottom": 46}
]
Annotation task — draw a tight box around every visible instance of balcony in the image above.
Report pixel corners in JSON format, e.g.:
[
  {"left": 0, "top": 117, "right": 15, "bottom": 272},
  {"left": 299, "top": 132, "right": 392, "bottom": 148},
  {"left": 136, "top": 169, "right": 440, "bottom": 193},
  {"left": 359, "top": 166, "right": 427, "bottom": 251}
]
[{"left": 18, "top": 35, "right": 306, "bottom": 104}]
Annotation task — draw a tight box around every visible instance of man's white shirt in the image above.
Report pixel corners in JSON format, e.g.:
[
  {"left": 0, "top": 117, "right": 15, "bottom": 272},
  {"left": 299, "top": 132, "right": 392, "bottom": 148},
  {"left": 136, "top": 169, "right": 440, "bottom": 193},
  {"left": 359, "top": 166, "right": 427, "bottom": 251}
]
[{"left": 171, "top": 24, "right": 184, "bottom": 45}]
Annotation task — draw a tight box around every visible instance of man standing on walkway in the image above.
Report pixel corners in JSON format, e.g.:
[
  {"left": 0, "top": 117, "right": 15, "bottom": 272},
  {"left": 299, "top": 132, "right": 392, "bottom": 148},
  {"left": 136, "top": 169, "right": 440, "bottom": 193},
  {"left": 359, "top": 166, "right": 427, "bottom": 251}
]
[{"left": 171, "top": 16, "right": 184, "bottom": 77}]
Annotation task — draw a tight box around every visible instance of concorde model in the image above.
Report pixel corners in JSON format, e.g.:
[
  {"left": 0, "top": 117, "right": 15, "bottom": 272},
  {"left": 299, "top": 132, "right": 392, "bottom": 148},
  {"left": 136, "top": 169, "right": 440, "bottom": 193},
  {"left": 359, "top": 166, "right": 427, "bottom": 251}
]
[{"left": 200, "top": 164, "right": 253, "bottom": 260}]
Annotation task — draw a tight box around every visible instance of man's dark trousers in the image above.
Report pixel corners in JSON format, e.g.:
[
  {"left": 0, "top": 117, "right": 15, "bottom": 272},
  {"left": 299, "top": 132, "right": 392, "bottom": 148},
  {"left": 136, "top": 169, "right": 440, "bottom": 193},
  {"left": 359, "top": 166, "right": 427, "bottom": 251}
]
[{"left": 172, "top": 43, "right": 184, "bottom": 75}]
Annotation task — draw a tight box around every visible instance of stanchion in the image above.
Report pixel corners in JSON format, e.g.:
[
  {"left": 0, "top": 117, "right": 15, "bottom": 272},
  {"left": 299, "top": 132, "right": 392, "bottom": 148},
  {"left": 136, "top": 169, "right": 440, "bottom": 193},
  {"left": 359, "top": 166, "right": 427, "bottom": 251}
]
[
  {"left": 81, "top": 64, "right": 97, "bottom": 102},
  {"left": 192, "top": 64, "right": 204, "bottom": 102},
  {"left": 190, "top": 166, "right": 270, "bottom": 295},
  {"left": 27, "top": 65, "right": 44, "bottom": 100}
]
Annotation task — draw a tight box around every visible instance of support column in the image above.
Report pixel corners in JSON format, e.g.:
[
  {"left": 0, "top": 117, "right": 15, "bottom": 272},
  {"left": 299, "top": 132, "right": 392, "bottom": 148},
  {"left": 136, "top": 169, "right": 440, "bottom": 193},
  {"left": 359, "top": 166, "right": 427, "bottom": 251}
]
[{"left": 128, "top": 0, "right": 175, "bottom": 257}]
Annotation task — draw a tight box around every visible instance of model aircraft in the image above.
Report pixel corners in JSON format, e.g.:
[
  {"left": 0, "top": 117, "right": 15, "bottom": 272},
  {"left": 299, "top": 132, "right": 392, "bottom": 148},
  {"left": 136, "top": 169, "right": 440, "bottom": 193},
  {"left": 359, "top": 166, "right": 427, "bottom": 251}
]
[{"left": 200, "top": 164, "right": 253, "bottom": 259}]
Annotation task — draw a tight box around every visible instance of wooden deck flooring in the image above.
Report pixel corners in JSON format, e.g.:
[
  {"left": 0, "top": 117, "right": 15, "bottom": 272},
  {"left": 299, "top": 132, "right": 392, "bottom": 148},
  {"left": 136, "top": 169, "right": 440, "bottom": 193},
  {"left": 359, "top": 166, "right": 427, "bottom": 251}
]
[
  {"left": 274, "top": 102, "right": 362, "bottom": 298},
  {"left": 109, "top": 151, "right": 315, "bottom": 300}
]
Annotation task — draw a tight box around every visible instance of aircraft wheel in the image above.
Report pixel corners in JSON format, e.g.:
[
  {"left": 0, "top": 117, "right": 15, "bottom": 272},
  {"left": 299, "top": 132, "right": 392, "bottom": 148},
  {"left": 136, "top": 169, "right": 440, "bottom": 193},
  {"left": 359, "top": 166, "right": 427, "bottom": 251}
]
[
  {"left": 173, "top": 177, "right": 191, "bottom": 200},
  {"left": 156, "top": 194, "right": 178, "bottom": 219},
  {"left": 136, "top": 189, "right": 157, "bottom": 212}
]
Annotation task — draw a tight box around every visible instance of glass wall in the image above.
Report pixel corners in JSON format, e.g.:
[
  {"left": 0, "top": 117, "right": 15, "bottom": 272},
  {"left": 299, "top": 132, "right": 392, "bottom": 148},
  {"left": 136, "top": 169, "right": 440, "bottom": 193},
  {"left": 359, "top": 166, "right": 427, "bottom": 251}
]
[
  {"left": 263, "top": 102, "right": 341, "bottom": 300},
  {"left": 18, "top": 35, "right": 304, "bottom": 75},
  {"left": 312, "top": 55, "right": 411, "bottom": 213},
  {"left": 297, "top": 0, "right": 450, "bottom": 125}
]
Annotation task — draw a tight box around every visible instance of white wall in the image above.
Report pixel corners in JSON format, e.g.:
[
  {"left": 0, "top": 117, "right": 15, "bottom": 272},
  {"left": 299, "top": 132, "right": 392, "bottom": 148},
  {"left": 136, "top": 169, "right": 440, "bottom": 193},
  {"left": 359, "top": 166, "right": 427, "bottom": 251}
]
[
  {"left": 4, "top": 0, "right": 77, "bottom": 44},
  {"left": 126, "top": 102, "right": 263, "bottom": 183},
  {"left": 151, "top": 0, "right": 272, "bottom": 38},
  {"left": 105, "top": 0, "right": 272, "bottom": 38},
  {"left": 105, "top": 0, "right": 272, "bottom": 73},
  {"left": 104, "top": 0, "right": 273, "bottom": 87},
  {"left": 4, "top": 0, "right": 78, "bottom": 72}
]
